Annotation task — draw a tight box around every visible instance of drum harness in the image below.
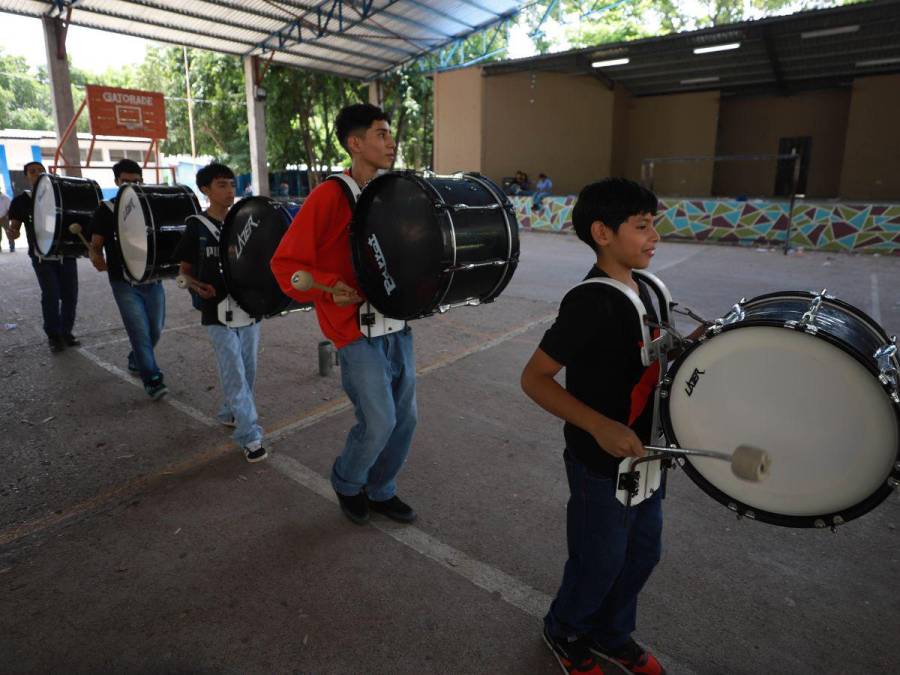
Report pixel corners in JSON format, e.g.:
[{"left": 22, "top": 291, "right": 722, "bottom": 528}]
[
  {"left": 189, "top": 213, "right": 255, "bottom": 328},
  {"left": 328, "top": 173, "right": 407, "bottom": 341}
]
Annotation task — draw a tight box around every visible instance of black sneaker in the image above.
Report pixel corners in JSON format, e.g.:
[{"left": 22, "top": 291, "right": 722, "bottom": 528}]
[
  {"left": 543, "top": 626, "right": 607, "bottom": 674},
  {"left": 336, "top": 490, "right": 369, "bottom": 525},
  {"left": 63, "top": 334, "right": 81, "bottom": 347},
  {"left": 127, "top": 361, "right": 140, "bottom": 376},
  {"left": 48, "top": 336, "right": 66, "bottom": 353},
  {"left": 367, "top": 495, "right": 417, "bottom": 524},
  {"left": 244, "top": 443, "right": 267, "bottom": 463},
  {"left": 145, "top": 377, "right": 168, "bottom": 401}
]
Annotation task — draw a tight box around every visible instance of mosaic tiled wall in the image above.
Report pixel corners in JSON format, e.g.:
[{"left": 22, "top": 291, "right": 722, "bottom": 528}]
[{"left": 511, "top": 196, "right": 900, "bottom": 255}]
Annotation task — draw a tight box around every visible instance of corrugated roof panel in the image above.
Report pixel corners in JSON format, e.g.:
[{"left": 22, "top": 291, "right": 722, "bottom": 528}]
[{"left": 0, "top": 0, "right": 524, "bottom": 79}]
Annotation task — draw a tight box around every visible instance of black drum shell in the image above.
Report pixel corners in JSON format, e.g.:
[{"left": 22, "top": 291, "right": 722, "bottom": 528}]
[
  {"left": 221, "top": 196, "right": 302, "bottom": 318},
  {"left": 32, "top": 174, "right": 102, "bottom": 258},
  {"left": 350, "top": 172, "right": 519, "bottom": 320},
  {"left": 115, "top": 184, "right": 200, "bottom": 284}
]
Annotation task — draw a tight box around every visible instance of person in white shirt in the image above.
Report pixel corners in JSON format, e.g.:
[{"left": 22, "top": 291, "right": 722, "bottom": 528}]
[{"left": 0, "top": 189, "right": 13, "bottom": 252}]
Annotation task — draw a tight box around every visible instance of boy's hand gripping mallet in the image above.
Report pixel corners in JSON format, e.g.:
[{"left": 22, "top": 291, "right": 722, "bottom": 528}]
[{"left": 644, "top": 443, "right": 771, "bottom": 482}]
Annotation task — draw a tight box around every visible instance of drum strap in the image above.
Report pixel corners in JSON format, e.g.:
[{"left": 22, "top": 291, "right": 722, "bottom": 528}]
[
  {"left": 190, "top": 214, "right": 221, "bottom": 242},
  {"left": 326, "top": 173, "right": 361, "bottom": 207},
  {"left": 572, "top": 278, "right": 654, "bottom": 367},
  {"left": 103, "top": 200, "right": 114, "bottom": 212}
]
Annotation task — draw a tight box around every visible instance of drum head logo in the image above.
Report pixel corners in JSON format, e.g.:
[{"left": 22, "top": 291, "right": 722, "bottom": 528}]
[
  {"left": 684, "top": 367, "right": 705, "bottom": 396},
  {"left": 235, "top": 214, "right": 259, "bottom": 261},
  {"left": 367, "top": 233, "right": 396, "bottom": 296},
  {"left": 124, "top": 197, "right": 137, "bottom": 221}
]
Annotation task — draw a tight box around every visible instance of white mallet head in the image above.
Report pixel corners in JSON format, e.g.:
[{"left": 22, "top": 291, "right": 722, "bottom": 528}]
[
  {"left": 68, "top": 222, "right": 83, "bottom": 235},
  {"left": 291, "top": 270, "right": 314, "bottom": 292},
  {"left": 175, "top": 275, "right": 188, "bottom": 289},
  {"left": 730, "top": 445, "right": 771, "bottom": 482}
]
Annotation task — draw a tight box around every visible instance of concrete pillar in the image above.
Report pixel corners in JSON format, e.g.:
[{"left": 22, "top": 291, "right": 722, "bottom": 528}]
[
  {"left": 368, "top": 80, "right": 383, "bottom": 109},
  {"left": 243, "top": 55, "right": 269, "bottom": 197},
  {"left": 41, "top": 16, "right": 81, "bottom": 177}
]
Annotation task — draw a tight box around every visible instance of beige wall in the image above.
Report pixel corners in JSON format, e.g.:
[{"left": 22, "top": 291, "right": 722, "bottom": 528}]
[
  {"left": 713, "top": 90, "right": 851, "bottom": 198},
  {"left": 618, "top": 91, "right": 720, "bottom": 197},
  {"left": 840, "top": 74, "right": 900, "bottom": 200},
  {"left": 480, "top": 71, "right": 615, "bottom": 196},
  {"left": 433, "top": 67, "right": 484, "bottom": 174}
]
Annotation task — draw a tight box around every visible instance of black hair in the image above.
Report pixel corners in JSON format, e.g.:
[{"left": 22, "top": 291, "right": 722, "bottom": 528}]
[
  {"left": 112, "top": 159, "right": 143, "bottom": 180},
  {"left": 335, "top": 103, "right": 391, "bottom": 152},
  {"left": 196, "top": 162, "right": 235, "bottom": 189},
  {"left": 23, "top": 161, "right": 45, "bottom": 173},
  {"left": 572, "top": 178, "right": 658, "bottom": 252}
]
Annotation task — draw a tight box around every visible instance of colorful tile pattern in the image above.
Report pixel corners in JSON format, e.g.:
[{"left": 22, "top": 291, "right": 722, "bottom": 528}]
[{"left": 512, "top": 196, "right": 900, "bottom": 255}]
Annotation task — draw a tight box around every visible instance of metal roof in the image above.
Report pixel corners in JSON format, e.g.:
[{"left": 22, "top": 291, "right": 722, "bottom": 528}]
[
  {"left": 0, "top": 0, "right": 522, "bottom": 80},
  {"left": 483, "top": 0, "right": 900, "bottom": 97}
]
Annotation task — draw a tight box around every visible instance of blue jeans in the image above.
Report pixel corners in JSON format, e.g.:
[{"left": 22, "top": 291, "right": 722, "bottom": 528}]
[
  {"left": 110, "top": 280, "right": 165, "bottom": 386},
  {"left": 545, "top": 449, "right": 663, "bottom": 649},
  {"left": 532, "top": 191, "right": 551, "bottom": 209},
  {"left": 207, "top": 323, "right": 263, "bottom": 448},
  {"left": 31, "top": 257, "right": 77, "bottom": 338},
  {"left": 332, "top": 330, "right": 417, "bottom": 501}
]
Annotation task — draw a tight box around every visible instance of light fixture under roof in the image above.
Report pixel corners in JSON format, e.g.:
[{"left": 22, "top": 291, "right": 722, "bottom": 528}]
[
  {"left": 693, "top": 42, "right": 741, "bottom": 54},
  {"left": 801, "top": 25, "right": 860, "bottom": 39},
  {"left": 856, "top": 57, "right": 900, "bottom": 67},
  {"left": 681, "top": 76, "right": 720, "bottom": 85},
  {"left": 592, "top": 57, "right": 630, "bottom": 68}
]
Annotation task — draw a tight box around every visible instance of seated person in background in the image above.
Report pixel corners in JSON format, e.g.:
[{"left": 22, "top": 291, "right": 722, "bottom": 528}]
[{"left": 532, "top": 173, "right": 553, "bottom": 211}]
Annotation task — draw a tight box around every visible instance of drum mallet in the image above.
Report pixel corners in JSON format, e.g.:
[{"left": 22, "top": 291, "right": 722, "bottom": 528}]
[
  {"left": 645, "top": 444, "right": 771, "bottom": 482},
  {"left": 175, "top": 274, "right": 202, "bottom": 294},
  {"left": 68, "top": 223, "right": 91, "bottom": 250},
  {"left": 291, "top": 270, "right": 338, "bottom": 295}
]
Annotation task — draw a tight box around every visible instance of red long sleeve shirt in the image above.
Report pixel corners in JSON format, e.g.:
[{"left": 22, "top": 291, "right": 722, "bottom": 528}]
[{"left": 270, "top": 177, "right": 363, "bottom": 349}]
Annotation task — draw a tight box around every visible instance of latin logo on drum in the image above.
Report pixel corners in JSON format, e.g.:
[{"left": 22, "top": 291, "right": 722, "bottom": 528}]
[
  {"left": 235, "top": 214, "right": 259, "bottom": 261},
  {"left": 684, "top": 367, "right": 705, "bottom": 396},
  {"left": 124, "top": 197, "right": 137, "bottom": 221},
  {"left": 367, "top": 233, "right": 397, "bottom": 296}
]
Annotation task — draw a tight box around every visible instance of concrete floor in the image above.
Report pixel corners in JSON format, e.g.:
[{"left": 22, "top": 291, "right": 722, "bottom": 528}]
[{"left": 1, "top": 232, "right": 898, "bottom": 674}]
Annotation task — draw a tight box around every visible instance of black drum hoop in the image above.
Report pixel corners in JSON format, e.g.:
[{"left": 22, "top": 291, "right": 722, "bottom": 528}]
[
  {"left": 660, "top": 312, "right": 900, "bottom": 528},
  {"left": 462, "top": 172, "right": 518, "bottom": 305}
]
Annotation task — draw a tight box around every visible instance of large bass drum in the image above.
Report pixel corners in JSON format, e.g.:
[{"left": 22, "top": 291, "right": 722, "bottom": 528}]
[
  {"left": 115, "top": 184, "right": 199, "bottom": 283},
  {"left": 661, "top": 291, "right": 900, "bottom": 528},
  {"left": 220, "top": 196, "right": 308, "bottom": 318},
  {"left": 351, "top": 172, "right": 519, "bottom": 320},
  {"left": 32, "top": 173, "right": 102, "bottom": 258}
]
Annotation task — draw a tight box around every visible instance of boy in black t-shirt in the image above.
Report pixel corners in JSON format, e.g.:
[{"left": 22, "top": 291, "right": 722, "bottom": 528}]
[
  {"left": 172, "top": 163, "right": 266, "bottom": 463},
  {"left": 521, "top": 178, "right": 666, "bottom": 675},
  {"left": 87, "top": 159, "right": 168, "bottom": 400}
]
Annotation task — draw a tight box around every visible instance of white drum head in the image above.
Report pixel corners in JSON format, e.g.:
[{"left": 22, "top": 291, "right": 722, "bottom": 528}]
[
  {"left": 117, "top": 185, "right": 149, "bottom": 281},
  {"left": 33, "top": 175, "right": 58, "bottom": 256},
  {"left": 666, "top": 326, "right": 898, "bottom": 519}
]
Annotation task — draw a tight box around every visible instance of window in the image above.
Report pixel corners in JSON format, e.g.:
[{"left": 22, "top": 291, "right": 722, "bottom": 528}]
[{"left": 79, "top": 148, "right": 103, "bottom": 163}]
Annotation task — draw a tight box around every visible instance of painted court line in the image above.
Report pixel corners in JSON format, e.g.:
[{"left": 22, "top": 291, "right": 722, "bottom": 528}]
[
  {"left": 870, "top": 273, "right": 882, "bottom": 325},
  {"left": 88, "top": 321, "right": 198, "bottom": 349}
]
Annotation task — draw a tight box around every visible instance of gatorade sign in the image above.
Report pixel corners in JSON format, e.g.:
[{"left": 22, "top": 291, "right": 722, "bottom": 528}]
[{"left": 86, "top": 84, "right": 167, "bottom": 139}]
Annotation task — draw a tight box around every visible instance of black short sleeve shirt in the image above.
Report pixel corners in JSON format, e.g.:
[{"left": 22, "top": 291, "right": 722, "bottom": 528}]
[
  {"left": 539, "top": 266, "right": 659, "bottom": 476},
  {"left": 173, "top": 212, "right": 228, "bottom": 326},
  {"left": 9, "top": 192, "right": 37, "bottom": 258},
  {"left": 88, "top": 200, "right": 125, "bottom": 282}
]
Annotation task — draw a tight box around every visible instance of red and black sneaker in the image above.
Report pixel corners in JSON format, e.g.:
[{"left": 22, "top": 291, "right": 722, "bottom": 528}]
[
  {"left": 590, "top": 637, "right": 667, "bottom": 675},
  {"left": 543, "top": 626, "right": 607, "bottom": 674}
]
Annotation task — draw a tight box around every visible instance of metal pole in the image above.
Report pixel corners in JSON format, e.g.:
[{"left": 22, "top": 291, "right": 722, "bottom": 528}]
[
  {"left": 183, "top": 46, "right": 197, "bottom": 160},
  {"left": 783, "top": 150, "right": 800, "bottom": 255}
]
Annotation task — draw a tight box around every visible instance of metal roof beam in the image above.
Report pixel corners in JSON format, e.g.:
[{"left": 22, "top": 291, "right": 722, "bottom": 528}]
[{"left": 403, "top": 0, "right": 477, "bottom": 31}]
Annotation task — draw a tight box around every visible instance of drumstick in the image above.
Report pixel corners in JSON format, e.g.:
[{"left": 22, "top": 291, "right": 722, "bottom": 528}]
[
  {"left": 175, "top": 274, "right": 205, "bottom": 294},
  {"left": 291, "top": 270, "right": 339, "bottom": 294},
  {"left": 644, "top": 444, "right": 771, "bottom": 482},
  {"left": 68, "top": 222, "right": 90, "bottom": 249}
]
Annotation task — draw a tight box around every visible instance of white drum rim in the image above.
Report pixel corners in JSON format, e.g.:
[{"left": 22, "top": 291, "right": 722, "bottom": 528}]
[
  {"left": 661, "top": 318, "right": 900, "bottom": 529},
  {"left": 33, "top": 174, "right": 59, "bottom": 257}
]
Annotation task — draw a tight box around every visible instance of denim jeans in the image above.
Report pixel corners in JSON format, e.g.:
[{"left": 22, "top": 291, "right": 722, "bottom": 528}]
[
  {"left": 332, "top": 330, "right": 417, "bottom": 502},
  {"left": 532, "top": 191, "right": 551, "bottom": 209},
  {"left": 31, "top": 257, "right": 77, "bottom": 338},
  {"left": 110, "top": 280, "right": 165, "bottom": 386},
  {"left": 545, "top": 448, "right": 663, "bottom": 649},
  {"left": 207, "top": 323, "right": 263, "bottom": 449}
]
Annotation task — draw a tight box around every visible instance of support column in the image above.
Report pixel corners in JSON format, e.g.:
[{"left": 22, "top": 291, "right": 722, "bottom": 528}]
[
  {"left": 42, "top": 16, "right": 81, "bottom": 177},
  {"left": 368, "top": 80, "right": 384, "bottom": 108},
  {"left": 243, "top": 55, "right": 269, "bottom": 197}
]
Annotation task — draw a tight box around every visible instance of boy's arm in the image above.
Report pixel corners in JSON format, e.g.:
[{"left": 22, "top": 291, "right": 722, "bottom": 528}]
[
  {"left": 270, "top": 185, "right": 360, "bottom": 307},
  {"left": 521, "top": 347, "right": 646, "bottom": 458}
]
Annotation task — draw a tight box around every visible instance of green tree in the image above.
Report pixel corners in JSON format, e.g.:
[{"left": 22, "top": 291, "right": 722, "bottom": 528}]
[{"left": 0, "top": 49, "right": 53, "bottom": 130}]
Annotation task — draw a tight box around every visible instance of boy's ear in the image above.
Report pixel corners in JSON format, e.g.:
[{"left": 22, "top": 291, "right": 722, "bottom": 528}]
[
  {"left": 199, "top": 185, "right": 210, "bottom": 197},
  {"left": 590, "top": 220, "right": 612, "bottom": 248},
  {"left": 346, "top": 131, "right": 362, "bottom": 155}
]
